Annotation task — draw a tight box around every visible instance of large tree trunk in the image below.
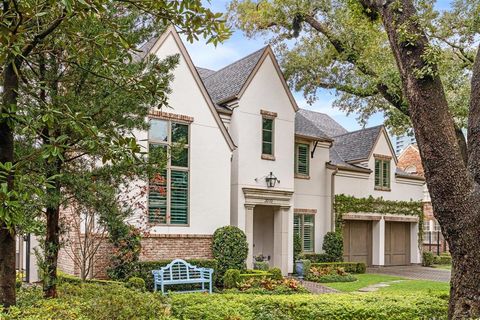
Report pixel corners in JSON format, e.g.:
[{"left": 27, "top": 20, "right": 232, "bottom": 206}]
[
  {"left": 357, "top": 0, "right": 480, "bottom": 318},
  {"left": 0, "top": 63, "right": 18, "bottom": 308}
]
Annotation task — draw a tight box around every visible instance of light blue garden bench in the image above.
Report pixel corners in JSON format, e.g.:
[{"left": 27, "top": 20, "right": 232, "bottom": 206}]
[{"left": 152, "top": 259, "right": 214, "bottom": 294}]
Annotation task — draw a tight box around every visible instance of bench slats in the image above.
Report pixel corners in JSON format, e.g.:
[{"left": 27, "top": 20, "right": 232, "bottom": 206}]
[{"left": 152, "top": 259, "right": 214, "bottom": 294}]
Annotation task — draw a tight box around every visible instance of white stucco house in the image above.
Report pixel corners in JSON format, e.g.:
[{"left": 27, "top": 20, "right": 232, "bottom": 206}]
[{"left": 58, "top": 26, "right": 425, "bottom": 277}]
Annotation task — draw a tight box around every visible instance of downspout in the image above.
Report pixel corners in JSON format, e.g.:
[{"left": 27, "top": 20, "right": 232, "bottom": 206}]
[
  {"left": 330, "top": 167, "right": 338, "bottom": 232},
  {"left": 25, "top": 234, "right": 31, "bottom": 283}
]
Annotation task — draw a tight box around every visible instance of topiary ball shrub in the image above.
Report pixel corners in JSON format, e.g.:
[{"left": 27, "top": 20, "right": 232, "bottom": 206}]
[
  {"left": 322, "top": 232, "right": 343, "bottom": 262},
  {"left": 213, "top": 226, "right": 248, "bottom": 280},
  {"left": 127, "top": 277, "right": 146, "bottom": 291},
  {"left": 223, "top": 269, "right": 241, "bottom": 289},
  {"left": 268, "top": 268, "right": 283, "bottom": 281}
]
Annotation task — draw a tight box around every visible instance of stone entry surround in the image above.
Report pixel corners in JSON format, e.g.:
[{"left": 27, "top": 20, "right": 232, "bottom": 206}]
[{"left": 243, "top": 188, "right": 294, "bottom": 275}]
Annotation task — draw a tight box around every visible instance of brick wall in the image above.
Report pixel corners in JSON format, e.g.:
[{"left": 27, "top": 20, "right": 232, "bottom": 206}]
[
  {"left": 397, "top": 144, "right": 424, "bottom": 176},
  {"left": 58, "top": 233, "right": 213, "bottom": 279}
]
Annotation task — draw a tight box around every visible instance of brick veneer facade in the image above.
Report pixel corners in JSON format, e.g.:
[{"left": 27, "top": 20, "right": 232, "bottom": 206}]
[{"left": 58, "top": 233, "right": 213, "bottom": 279}]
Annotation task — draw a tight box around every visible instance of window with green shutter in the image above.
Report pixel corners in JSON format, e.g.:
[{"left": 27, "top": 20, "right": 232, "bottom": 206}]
[
  {"left": 262, "top": 117, "right": 274, "bottom": 156},
  {"left": 374, "top": 157, "right": 391, "bottom": 190},
  {"left": 148, "top": 118, "right": 189, "bottom": 225},
  {"left": 293, "top": 214, "right": 315, "bottom": 252},
  {"left": 295, "top": 143, "right": 309, "bottom": 176}
]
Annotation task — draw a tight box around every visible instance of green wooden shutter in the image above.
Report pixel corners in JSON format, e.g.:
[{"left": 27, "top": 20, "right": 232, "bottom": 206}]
[
  {"left": 382, "top": 160, "right": 390, "bottom": 188},
  {"left": 303, "top": 215, "right": 314, "bottom": 252},
  {"left": 374, "top": 159, "right": 381, "bottom": 187},
  {"left": 170, "top": 170, "right": 188, "bottom": 224},
  {"left": 148, "top": 171, "right": 167, "bottom": 223},
  {"left": 296, "top": 144, "right": 309, "bottom": 175}
]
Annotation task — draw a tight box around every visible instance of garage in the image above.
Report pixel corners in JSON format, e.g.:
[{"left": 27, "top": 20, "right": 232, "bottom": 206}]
[
  {"left": 343, "top": 220, "right": 372, "bottom": 266},
  {"left": 384, "top": 221, "right": 410, "bottom": 265}
]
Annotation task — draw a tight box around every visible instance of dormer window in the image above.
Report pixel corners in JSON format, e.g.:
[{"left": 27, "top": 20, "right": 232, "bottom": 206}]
[{"left": 374, "top": 156, "right": 391, "bottom": 191}]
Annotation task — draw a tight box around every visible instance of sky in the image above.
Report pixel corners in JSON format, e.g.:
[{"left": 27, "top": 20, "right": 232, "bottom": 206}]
[{"left": 183, "top": 0, "right": 453, "bottom": 131}]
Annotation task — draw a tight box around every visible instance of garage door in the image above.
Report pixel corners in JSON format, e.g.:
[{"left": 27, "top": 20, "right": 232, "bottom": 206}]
[
  {"left": 343, "top": 221, "right": 372, "bottom": 266},
  {"left": 385, "top": 222, "right": 410, "bottom": 266}
]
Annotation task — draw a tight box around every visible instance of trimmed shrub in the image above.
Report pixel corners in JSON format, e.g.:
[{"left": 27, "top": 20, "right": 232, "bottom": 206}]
[
  {"left": 212, "top": 226, "right": 248, "bottom": 280},
  {"left": 268, "top": 268, "right": 283, "bottom": 281},
  {"left": 170, "top": 292, "right": 448, "bottom": 319},
  {"left": 310, "top": 262, "right": 366, "bottom": 274},
  {"left": 253, "top": 261, "right": 269, "bottom": 271},
  {"left": 127, "top": 277, "right": 146, "bottom": 291},
  {"left": 322, "top": 231, "right": 343, "bottom": 262},
  {"left": 58, "top": 272, "right": 124, "bottom": 286},
  {"left": 238, "top": 270, "right": 273, "bottom": 282},
  {"left": 298, "top": 252, "right": 335, "bottom": 263},
  {"left": 307, "top": 273, "right": 357, "bottom": 283},
  {"left": 423, "top": 251, "right": 435, "bottom": 267},
  {"left": 223, "top": 269, "right": 241, "bottom": 289},
  {"left": 302, "top": 260, "right": 312, "bottom": 277},
  {"left": 6, "top": 282, "right": 173, "bottom": 320},
  {"left": 434, "top": 252, "right": 451, "bottom": 265},
  {"left": 132, "top": 259, "right": 218, "bottom": 291}
]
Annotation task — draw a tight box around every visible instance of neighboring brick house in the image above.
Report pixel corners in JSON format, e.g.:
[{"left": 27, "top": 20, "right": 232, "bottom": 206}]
[
  {"left": 56, "top": 26, "right": 426, "bottom": 279},
  {"left": 397, "top": 144, "right": 448, "bottom": 254}
]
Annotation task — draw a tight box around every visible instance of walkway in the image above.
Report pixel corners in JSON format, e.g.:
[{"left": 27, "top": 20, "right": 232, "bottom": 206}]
[
  {"left": 297, "top": 279, "right": 338, "bottom": 294},
  {"left": 367, "top": 265, "right": 451, "bottom": 282}
]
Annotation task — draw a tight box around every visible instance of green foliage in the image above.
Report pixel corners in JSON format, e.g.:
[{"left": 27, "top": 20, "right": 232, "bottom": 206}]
[
  {"left": 310, "top": 262, "right": 367, "bottom": 274},
  {"left": 227, "top": 277, "right": 307, "bottom": 295},
  {"left": 293, "top": 232, "right": 302, "bottom": 261},
  {"left": 298, "top": 252, "right": 335, "bottom": 263},
  {"left": 434, "top": 252, "right": 452, "bottom": 265},
  {"left": 307, "top": 273, "right": 357, "bottom": 283},
  {"left": 334, "top": 195, "right": 424, "bottom": 242},
  {"left": 3, "top": 282, "right": 172, "bottom": 320},
  {"left": 171, "top": 292, "right": 448, "bottom": 319},
  {"left": 301, "top": 260, "right": 312, "bottom": 278},
  {"left": 212, "top": 226, "right": 248, "bottom": 279},
  {"left": 107, "top": 225, "right": 142, "bottom": 281},
  {"left": 269, "top": 268, "right": 283, "bottom": 281},
  {"left": 223, "top": 269, "right": 241, "bottom": 289},
  {"left": 132, "top": 259, "right": 218, "bottom": 291},
  {"left": 423, "top": 251, "right": 435, "bottom": 267},
  {"left": 57, "top": 271, "right": 124, "bottom": 286},
  {"left": 238, "top": 270, "right": 273, "bottom": 282},
  {"left": 127, "top": 277, "right": 146, "bottom": 291},
  {"left": 322, "top": 232, "right": 344, "bottom": 262},
  {"left": 253, "top": 261, "right": 269, "bottom": 271}
]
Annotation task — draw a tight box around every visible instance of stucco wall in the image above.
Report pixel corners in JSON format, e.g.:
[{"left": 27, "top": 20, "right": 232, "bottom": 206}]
[
  {"left": 335, "top": 132, "right": 424, "bottom": 201},
  {"left": 130, "top": 32, "right": 232, "bottom": 235},
  {"left": 293, "top": 141, "right": 332, "bottom": 253}
]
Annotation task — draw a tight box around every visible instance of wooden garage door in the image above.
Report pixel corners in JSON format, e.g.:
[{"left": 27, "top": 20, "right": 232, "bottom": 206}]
[
  {"left": 385, "top": 222, "right": 410, "bottom": 266},
  {"left": 343, "top": 221, "right": 372, "bottom": 266}
]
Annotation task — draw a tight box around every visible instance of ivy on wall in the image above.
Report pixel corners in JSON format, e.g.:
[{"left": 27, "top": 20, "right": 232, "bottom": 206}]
[{"left": 334, "top": 194, "right": 424, "bottom": 243}]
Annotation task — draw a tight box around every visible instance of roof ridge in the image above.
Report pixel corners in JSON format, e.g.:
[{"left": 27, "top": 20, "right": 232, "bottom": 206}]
[
  {"left": 334, "top": 124, "right": 383, "bottom": 138},
  {"left": 207, "top": 46, "right": 268, "bottom": 76}
]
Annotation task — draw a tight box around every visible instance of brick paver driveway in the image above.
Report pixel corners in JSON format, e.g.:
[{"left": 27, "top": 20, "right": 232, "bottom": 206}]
[{"left": 367, "top": 265, "right": 451, "bottom": 282}]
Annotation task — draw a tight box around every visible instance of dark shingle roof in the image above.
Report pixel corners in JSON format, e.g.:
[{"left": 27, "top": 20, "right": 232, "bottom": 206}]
[
  {"left": 332, "top": 125, "right": 383, "bottom": 163},
  {"left": 134, "top": 36, "right": 159, "bottom": 61},
  {"left": 196, "top": 67, "right": 216, "bottom": 79},
  {"left": 296, "top": 109, "right": 348, "bottom": 139},
  {"left": 201, "top": 47, "right": 267, "bottom": 104}
]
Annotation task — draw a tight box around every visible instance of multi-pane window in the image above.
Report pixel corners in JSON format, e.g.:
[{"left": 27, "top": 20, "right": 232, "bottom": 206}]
[
  {"left": 374, "top": 158, "right": 391, "bottom": 190},
  {"left": 295, "top": 143, "right": 309, "bottom": 176},
  {"left": 294, "top": 214, "right": 314, "bottom": 252},
  {"left": 262, "top": 117, "right": 274, "bottom": 156},
  {"left": 149, "top": 119, "right": 189, "bottom": 225}
]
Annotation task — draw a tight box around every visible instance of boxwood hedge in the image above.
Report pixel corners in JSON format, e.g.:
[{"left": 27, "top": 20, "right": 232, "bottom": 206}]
[{"left": 171, "top": 292, "right": 448, "bottom": 320}]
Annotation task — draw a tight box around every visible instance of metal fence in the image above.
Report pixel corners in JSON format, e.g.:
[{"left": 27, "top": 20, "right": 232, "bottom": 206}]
[{"left": 423, "top": 231, "right": 448, "bottom": 255}]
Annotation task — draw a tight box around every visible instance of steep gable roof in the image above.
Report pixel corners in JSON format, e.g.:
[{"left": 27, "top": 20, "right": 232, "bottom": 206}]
[
  {"left": 141, "top": 26, "right": 236, "bottom": 151},
  {"left": 332, "top": 125, "right": 383, "bottom": 163},
  {"left": 200, "top": 48, "right": 266, "bottom": 104},
  {"left": 295, "top": 109, "right": 348, "bottom": 140},
  {"left": 196, "top": 67, "right": 216, "bottom": 79}
]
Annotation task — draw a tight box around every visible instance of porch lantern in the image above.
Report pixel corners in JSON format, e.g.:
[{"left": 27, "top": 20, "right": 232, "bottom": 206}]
[{"left": 265, "top": 172, "right": 279, "bottom": 188}]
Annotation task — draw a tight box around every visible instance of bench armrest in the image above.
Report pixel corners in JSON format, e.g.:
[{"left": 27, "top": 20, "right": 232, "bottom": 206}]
[{"left": 200, "top": 268, "right": 214, "bottom": 279}]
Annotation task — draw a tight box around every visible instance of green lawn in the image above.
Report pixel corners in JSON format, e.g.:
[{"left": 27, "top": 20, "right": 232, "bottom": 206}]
[
  {"left": 322, "top": 273, "right": 404, "bottom": 292},
  {"left": 322, "top": 273, "right": 450, "bottom": 294}
]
